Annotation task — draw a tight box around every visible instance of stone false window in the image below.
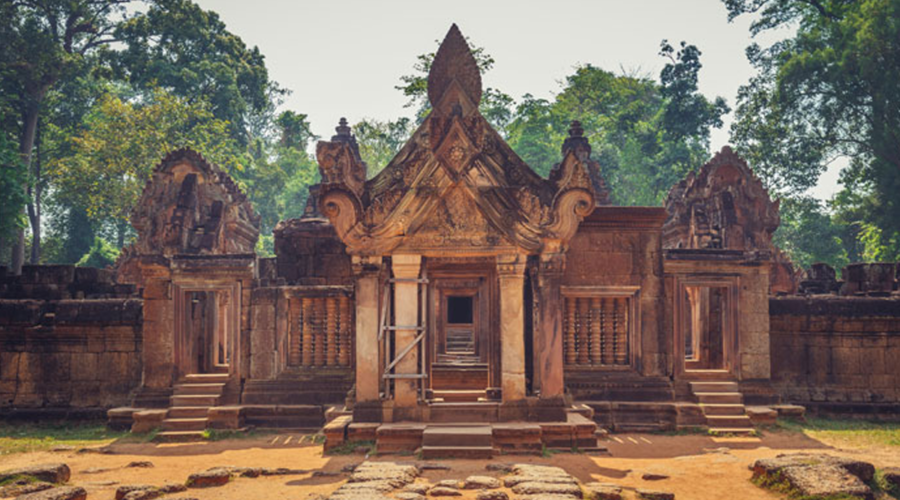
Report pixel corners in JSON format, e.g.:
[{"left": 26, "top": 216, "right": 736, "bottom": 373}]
[
  {"left": 561, "top": 286, "right": 639, "bottom": 369},
  {"left": 288, "top": 293, "right": 353, "bottom": 368}
]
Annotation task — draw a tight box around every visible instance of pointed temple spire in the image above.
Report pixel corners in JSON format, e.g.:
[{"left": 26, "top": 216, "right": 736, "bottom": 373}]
[{"left": 427, "top": 24, "right": 483, "bottom": 110}]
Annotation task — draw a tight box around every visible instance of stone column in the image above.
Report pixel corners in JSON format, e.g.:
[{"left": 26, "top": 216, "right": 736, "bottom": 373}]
[
  {"left": 535, "top": 251, "right": 566, "bottom": 398},
  {"left": 497, "top": 254, "right": 527, "bottom": 402},
  {"left": 391, "top": 254, "right": 422, "bottom": 407},
  {"left": 352, "top": 255, "right": 382, "bottom": 403}
]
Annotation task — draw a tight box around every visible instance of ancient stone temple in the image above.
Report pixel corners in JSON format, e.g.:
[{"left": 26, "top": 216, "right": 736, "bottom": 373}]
[{"left": 2, "top": 24, "right": 899, "bottom": 447}]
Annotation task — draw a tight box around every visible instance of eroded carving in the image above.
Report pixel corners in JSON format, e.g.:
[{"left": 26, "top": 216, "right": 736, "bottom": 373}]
[{"left": 663, "top": 146, "right": 798, "bottom": 293}]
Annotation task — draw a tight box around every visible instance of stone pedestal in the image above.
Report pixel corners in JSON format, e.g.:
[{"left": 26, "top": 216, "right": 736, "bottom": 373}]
[
  {"left": 497, "top": 254, "right": 527, "bottom": 401},
  {"left": 535, "top": 252, "right": 566, "bottom": 398},
  {"left": 391, "top": 254, "right": 422, "bottom": 407},
  {"left": 352, "top": 256, "right": 382, "bottom": 403}
]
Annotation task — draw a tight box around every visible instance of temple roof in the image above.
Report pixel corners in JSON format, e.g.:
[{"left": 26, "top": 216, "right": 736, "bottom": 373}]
[{"left": 315, "top": 25, "right": 598, "bottom": 256}]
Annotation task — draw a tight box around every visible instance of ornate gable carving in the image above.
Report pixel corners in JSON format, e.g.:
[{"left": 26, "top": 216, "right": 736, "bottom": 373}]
[
  {"left": 127, "top": 148, "right": 260, "bottom": 257},
  {"left": 662, "top": 146, "right": 798, "bottom": 293},
  {"left": 316, "top": 25, "right": 597, "bottom": 257}
]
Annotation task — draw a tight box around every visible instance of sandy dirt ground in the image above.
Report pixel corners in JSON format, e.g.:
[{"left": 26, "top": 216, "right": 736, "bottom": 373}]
[{"left": 1, "top": 431, "right": 898, "bottom": 500}]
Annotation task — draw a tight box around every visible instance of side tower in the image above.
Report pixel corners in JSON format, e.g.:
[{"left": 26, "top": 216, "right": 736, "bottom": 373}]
[{"left": 116, "top": 149, "right": 259, "bottom": 438}]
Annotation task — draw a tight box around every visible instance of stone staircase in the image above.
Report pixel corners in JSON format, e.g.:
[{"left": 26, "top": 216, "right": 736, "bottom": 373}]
[
  {"left": 420, "top": 425, "right": 493, "bottom": 459},
  {"left": 157, "top": 372, "right": 229, "bottom": 442},
  {"left": 689, "top": 380, "right": 754, "bottom": 435}
]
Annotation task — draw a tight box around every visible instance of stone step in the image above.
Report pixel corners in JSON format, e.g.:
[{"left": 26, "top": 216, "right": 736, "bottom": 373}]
[
  {"left": 422, "top": 425, "right": 492, "bottom": 447},
  {"left": 684, "top": 369, "right": 733, "bottom": 381},
  {"left": 183, "top": 373, "right": 230, "bottom": 384},
  {"left": 420, "top": 445, "right": 493, "bottom": 459},
  {"left": 432, "top": 390, "right": 485, "bottom": 403},
  {"left": 173, "top": 383, "right": 226, "bottom": 396},
  {"left": 167, "top": 406, "right": 209, "bottom": 419},
  {"left": 428, "top": 403, "right": 499, "bottom": 423},
  {"left": 155, "top": 430, "right": 206, "bottom": 443},
  {"left": 700, "top": 404, "right": 746, "bottom": 416},
  {"left": 162, "top": 418, "right": 208, "bottom": 431},
  {"left": 170, "top": 394, "right": 220, "bottom": 407},
  {"left": 705, "top": 415, "right": 752, "bottom": 428},
  {"left": 689, "top": 381, "right": 739, "bottom": 393},
  {"left": 694, "top": 392, "right": 742, "bottom": 405}
]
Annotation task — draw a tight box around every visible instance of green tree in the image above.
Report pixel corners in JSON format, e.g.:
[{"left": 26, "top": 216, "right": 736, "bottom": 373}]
[
  {"left": 49, "top": 87, "right": 243, "bottom": 248},
  {"left": 114, "top": 0, "right": 284, "bottom": 144},
  {"left": 353, "top": 117, "right": 414, "bottom": 176},
  {"left": 507, "top": 42, "right": 727, "bottom": 205},
  {"left": 773, "top": 197, "right": 849, "bottom": 269},
  {"left": 1, "top": 0, "right": 132, "bottom": 272},
  {"left": 76, "top": 236, "right": 119, "bottom": 268},
  {"left": 727, "top": 0, "right": 900, "bottom": 261}
]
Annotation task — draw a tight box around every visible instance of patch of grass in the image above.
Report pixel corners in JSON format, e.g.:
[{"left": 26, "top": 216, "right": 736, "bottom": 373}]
[
  {"left": 326, "top": 439, "right": 374, "bottom": 456},
  {"left": 201, "top": 428, "right": 274, "bottom": 441},
  {"left": 0, "top": 421, "right": 127, "bottom": 456},
  {"left": 874, "top": 470, "right": 900, "bottom": 500},
  {"left": 773, "top": 417, "right": 900, "bottom": 448},
  {"left": 540, "top": 444, "right": 557, "bottom": 458}
]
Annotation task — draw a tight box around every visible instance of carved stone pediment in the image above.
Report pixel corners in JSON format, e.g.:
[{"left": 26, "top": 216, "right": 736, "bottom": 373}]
[
  {"left": 317, "top": 24, "right": 597, "bottom": 257},
  {"left": 127, "top": 148, "right": 259, "bottom": 258},
  {"left": 662, "top": 146, "right": 798, "bottom": 293}
]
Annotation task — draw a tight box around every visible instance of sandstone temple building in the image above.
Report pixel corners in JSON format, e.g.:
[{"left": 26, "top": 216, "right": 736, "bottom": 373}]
[{"left": 1, "top": 26, "right": 899, "bottom": 452}]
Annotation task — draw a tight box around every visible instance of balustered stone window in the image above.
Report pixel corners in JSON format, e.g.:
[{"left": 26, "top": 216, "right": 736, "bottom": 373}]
[{"left": 560, "top": 286, "right": 639, "bottom": 369}]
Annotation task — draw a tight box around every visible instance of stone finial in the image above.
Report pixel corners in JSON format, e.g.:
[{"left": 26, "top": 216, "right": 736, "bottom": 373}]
[
  {"left": 562, "top": 120, "right": 591, "bottom": 157},
  {"left": 427, "top": 24, "right": 483, "bottom": 109},
  {"left": 332, "top": 117, "right": 352, "bottom": 142}
]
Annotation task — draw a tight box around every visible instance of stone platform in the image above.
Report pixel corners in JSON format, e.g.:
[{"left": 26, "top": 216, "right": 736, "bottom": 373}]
[{"left": 324, "top": 411, "right": 604, "bottom": 456}]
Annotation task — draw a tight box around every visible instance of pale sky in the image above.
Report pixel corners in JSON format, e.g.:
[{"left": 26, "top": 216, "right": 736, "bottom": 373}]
[{"left": 194, "top": 0, "right": 841, "bottom": 201}]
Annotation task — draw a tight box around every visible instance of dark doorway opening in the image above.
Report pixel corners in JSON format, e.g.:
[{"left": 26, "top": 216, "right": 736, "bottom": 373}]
[{"left": 447, "top": 295, "right": 473, "bottom": 324}]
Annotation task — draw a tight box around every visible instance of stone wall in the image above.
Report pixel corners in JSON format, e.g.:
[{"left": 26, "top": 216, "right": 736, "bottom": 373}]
[
  {"left": 770, "top": 296, "right": 900, "bottom": 416},
  {"left": 562, "top": 207, "right": 668, "bottom": 382},
  {"left": 0, "top": 265, "right": 141, "bottom": 416}
]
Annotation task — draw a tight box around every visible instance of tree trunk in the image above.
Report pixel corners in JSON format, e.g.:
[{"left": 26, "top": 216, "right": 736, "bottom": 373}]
[
  {"left": 11, "top": 87, "right": 46, "bottom": 274},
  {"left": 27, "top": 120, "right": 42, "bottom": 264},
  {"left": 117, "top": 220, "right": 126, "bottom": 249}
]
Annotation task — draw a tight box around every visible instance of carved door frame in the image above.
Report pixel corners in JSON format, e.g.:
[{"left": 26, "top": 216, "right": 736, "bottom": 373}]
[
  {"left": 424, "top": 258, "right": 498, "bottom": 390},
  {"left": 173, "top": 281, "right": 242, "bottom": 381},
  {"left": 672, "top": 276, "right": 740, "bottom": 379}
]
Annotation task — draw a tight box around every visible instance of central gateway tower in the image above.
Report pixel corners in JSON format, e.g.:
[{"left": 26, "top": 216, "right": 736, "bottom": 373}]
[{"left": 316, "top": 25, "right": 602, "bottom": 450}]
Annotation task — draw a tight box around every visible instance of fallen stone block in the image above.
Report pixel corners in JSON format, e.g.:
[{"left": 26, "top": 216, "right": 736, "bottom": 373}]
[
  {"left": 14, "top": 486, "right": 87, "bottom": 500},
  {"left": 402, "top": 483, "right": 430, "bottom": 495},
  {"left": 636, "top": 490, "right": 674, "bottom": 500},
  {"left": 781, "top": 464, "right": 872, "bottom": 500},
  {"left": 428, "top": 486, "right": 462, "bottom": 496},
  {"left": 583, "top": 482, "right": 623, "bottom": 500},
  {"left": 0, "top": 464, "right": 71, "bottom": 484},
  {"left": 511, "top": 481, "right": 583, "bottom": 497},
  {"left": 751, "top": 453, "right": 875, "bottom": 483},
  {"left": 186, "top": 468, "right": 231, "bottom": 488},
  {"left": 395, "top": 493, "right": 425, "bottom": 500},
  {"left": 0, "top": 480, "right": 52, "bottom": 498},
  {"left": 476, "top": 491, "right": 509, "bottom": 500},
  {"left": 463, "top": 476, "right": 501, "bottom": 489}
]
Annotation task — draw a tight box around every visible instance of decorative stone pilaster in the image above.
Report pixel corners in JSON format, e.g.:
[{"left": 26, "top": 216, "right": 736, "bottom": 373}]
[
  {"left": 351, "top": 255, "right": 383, "bottom": 403},
  {"left": 497, "top": 254, "right": 527, "bottom": 402},
  {"left": 391, "top": 254, "right": 422, "bottom": 407},
  {"left": 535, "top": 251, "right": 566, "bottom": 398}
]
